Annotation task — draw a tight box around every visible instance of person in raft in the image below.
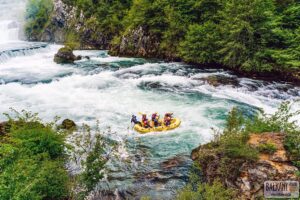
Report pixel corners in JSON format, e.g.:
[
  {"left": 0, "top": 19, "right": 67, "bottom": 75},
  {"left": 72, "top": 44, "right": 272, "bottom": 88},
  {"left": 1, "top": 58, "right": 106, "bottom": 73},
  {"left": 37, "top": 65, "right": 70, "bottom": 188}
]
[
  {"left": 141, "top": 114, "right": 151, "bottom": 128},
  {"left": 164, "top": 113, "right": 173, "bottom": 126},
  {"left": 131, "top": 115, "right": 141, "bottom": 126},
  {"left": 151, "top": 112, "right": 161, "bottom": 127}
]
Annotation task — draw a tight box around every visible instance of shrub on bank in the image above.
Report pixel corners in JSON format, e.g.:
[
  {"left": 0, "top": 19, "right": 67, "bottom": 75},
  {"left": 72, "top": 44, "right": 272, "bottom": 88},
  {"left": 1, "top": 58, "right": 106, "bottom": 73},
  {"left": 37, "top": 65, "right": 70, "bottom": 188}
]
[
  {"left": 0, "top": 111, "right": 69, "bottom": 200},
  {"left": 179, "top": 101, "right": 300, "bottom": 199},
  {"left": 25, "top": 0, "right": 54, "bottom": 39},
  {"left": 0, "top": 110, "right": 117, "bottom": 200},
  {"left": 257, "top": 142, "right": 277, "bottom": 154}
]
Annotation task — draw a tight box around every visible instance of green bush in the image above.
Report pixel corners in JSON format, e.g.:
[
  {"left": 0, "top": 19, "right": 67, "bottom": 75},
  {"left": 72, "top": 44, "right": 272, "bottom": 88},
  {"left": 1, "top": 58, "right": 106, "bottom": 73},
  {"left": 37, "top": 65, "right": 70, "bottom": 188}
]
[
  {"left": 177, "top": 163, "right": 235, "bottom": 199},
  {"left": 64, "top": 32, "right": 81, "bottom": 50},
  {"left": 217, "top": 107, "right": 258, "bottom": 161},
  {"left": 181, "top": 102, "right": 299, "bottom": 200},
  {"left": 179, "top": 22, "right": 220, "bottom": 64},
  {"left": 25, "top": 0, "right": 54, "bottom": 38},
  {"left": 29, "top": 0, "right": 300, "bottom": 75},
  {"left": 0, "top": 110, "right": 119, "bottom": 200},
  {"left": 177, "top": 180, "right": 235, "bottom": 200},
  {"left": 257, "top": 142, "right": 277, "bottom": 154},
  {"left": 0, "top": 111, "right": 70, "bottom": 200},
  {"left": 221, "top": 102, "right": 300, "bottom": 161},
  {"left": 68, "top": 122, "right": 119, "bottom": 196},
  {"left": 244, "top": 101, "right": 300, "bottom": 160}
]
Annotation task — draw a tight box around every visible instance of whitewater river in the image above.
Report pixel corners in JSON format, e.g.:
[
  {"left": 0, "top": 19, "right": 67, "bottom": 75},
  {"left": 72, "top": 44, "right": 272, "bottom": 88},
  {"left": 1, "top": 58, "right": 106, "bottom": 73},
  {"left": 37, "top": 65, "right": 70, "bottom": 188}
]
[{"left": 0, "top": 0, "right": 299, "bottom": 199}]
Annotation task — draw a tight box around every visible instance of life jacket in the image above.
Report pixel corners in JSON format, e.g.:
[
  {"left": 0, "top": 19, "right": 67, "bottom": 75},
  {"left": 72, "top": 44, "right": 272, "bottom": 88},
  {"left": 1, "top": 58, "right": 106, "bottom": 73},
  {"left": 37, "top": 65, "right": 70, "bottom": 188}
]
[
  {"left": 151, "top": 113, "right": 157, "bottom": 121},
  {"left": 131, "top": 116, "right": 139, "bottom": 124},
  {"left": 142, "top": 116, "right": 149, "bottom": 126}
]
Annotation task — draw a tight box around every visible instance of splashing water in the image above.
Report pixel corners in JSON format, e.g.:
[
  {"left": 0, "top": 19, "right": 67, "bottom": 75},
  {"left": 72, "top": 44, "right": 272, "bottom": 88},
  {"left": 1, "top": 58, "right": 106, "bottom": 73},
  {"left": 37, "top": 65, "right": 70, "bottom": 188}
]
[
  {"left": 0, "top": 45, "right": 299, "bottom": 198},
  {"left": 0, "top": 1, "right": 299, "bottom": 198},
  {"left": 0, "top": 0, "right": 27, "bottom": 43}
]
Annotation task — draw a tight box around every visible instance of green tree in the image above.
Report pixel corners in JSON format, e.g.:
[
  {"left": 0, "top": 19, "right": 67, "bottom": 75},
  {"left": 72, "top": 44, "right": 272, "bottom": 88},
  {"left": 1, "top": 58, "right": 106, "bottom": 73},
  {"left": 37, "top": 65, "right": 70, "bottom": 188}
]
[
  {"left": 218, "top": 0, "right": 276, "bottom": 71},
  {"left": 25, "top": 0, "right": 54, "bottom": 38},
  {"left": 180, "top": 22, "right": 220, "bottom": 64},
  {"left": 0, "top": 111, "right": 69, "bottom": 200}
]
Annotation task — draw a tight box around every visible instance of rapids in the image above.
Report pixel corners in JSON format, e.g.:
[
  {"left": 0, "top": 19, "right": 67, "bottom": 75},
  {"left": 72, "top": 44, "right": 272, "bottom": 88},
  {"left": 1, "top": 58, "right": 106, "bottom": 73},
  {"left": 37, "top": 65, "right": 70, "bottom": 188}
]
[
  {"left": 0, "top": 0, "right": 299, "bottom": 199},
  {"left": 0, "top": 45, "right": 299, "bottom": 198}
]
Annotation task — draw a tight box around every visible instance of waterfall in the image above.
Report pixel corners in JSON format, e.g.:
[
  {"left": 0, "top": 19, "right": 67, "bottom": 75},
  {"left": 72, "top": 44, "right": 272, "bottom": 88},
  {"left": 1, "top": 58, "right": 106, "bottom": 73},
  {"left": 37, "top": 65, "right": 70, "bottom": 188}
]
[
  {"left": 0, "top": 0, "right": 28, "bottom": 43},
  {"left": 0, "top": 0, "right": 49, "bottom": 63}
]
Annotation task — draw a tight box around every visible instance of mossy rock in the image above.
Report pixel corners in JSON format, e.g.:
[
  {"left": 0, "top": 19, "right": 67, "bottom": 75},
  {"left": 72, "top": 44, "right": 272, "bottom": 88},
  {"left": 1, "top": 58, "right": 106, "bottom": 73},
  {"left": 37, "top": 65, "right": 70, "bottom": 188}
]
[
  {"left": 61, "top": 119, "right": 76, "bottom": 130},
  {"left": 54, "top": 46, "right": 81, "bottom": 64}
]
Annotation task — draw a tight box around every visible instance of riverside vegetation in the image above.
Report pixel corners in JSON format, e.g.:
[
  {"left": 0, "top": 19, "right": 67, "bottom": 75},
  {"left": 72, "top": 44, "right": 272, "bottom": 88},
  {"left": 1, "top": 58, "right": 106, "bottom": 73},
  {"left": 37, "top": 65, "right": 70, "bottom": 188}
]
[
  {"left": 177, "top": 101, "right": 300, "bottom": 199},
  {"left": 25, "top": 0, "right": 300, "bottom": 82},
  {"left": 0, "top": 110, "right": 117, "bottom": 200},
  {"left": 19, "top": 0, "right": 300, "bottom": 199},
  {"left": 0, "top": 103, "right": 298, "bottom": 199}
]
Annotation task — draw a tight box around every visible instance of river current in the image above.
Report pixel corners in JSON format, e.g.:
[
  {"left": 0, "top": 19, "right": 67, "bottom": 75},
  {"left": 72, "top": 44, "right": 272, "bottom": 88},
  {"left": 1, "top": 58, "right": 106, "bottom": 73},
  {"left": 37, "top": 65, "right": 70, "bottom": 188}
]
[{"left": 0, "top": 0, "right": 299, "bottom": 199}]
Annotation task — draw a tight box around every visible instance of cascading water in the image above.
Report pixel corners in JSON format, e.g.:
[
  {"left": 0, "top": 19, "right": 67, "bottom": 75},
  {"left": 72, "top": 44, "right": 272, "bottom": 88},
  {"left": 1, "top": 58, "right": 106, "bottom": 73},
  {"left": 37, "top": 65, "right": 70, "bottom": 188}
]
[
  {"left": 0, "top": 1, "right": 299, "bottom": 200},
  {"left": 0, "top": 0, "right": 27, "bottom": 43},
  {"left": 0, "top": 20, "right": 20, "bottom": 43},
  {"left": 0, "top": 0, "right": 48, "bottom": 63}
]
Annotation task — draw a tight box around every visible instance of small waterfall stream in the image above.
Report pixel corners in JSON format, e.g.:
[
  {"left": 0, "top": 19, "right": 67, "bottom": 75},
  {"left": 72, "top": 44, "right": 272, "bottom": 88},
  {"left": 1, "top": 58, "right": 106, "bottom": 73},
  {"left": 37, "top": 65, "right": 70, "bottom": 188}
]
[
  {"left": 0, "top": 0, "right": 27, "bottom": 42},
  {"left": 0, "top": 0, "right": 48, "bottom": 63}
]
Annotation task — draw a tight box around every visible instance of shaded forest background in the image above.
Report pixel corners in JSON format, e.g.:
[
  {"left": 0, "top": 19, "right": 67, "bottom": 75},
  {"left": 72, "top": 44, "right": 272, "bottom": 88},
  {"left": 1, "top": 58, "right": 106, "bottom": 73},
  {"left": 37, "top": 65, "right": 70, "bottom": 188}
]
[{"left": 26, "top": 0, "right": 300, "bottom": 79}]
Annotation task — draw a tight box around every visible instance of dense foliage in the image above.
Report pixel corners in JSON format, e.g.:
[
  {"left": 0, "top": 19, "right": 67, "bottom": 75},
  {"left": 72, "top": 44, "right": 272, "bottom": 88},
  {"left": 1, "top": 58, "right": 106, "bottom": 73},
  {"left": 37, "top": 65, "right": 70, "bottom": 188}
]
[
  {"left": 177, "top": 163, "right": 235, "bottom": 200},
  {"left": 57, "top": 0, "right": 299, "bottom": 76},
  {"left": 25, "top": 0, "right": 53, "bottom": 38},
  {"left": 178, "top": 101, "right": 300, "bottom": 199},
  {"left": 177, "top": 179, "right": 235, "bottom": 200},
  {"left": 27, "top": 0, "right": 299, "bottom": 76},
  {"left": 219, "top": 101, "right": 300, "bottom": 170},
  {"left": 0, "top": 111, "right": 116, "bottom": 200},
  {"left": 0, "top": 111, "right": 69, "bottom": 200},
  {"left": 63, "top": 0, "right": 132, "bottom": 41}
]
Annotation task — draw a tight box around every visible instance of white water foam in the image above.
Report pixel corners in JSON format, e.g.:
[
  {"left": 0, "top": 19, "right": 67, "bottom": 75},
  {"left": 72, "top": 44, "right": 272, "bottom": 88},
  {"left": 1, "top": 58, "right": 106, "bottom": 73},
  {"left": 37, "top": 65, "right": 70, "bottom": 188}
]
[
  {"left": 0, "top": 0, "right": 27, "bottom": 42},
  {"left": 0, "top": 45, "right": 73, "bottom": 83},
  {"left": 0, "top": 44, "right": 299, "bottom": 198},
  {"left": 0, "top": 20, "right": 20, "bottom": 43},
  {"left": 1, "top": 46, "right": 299, "bottom": 138},
  {"left": 1, "top": 0, "right": 298, "bottom": 198}
]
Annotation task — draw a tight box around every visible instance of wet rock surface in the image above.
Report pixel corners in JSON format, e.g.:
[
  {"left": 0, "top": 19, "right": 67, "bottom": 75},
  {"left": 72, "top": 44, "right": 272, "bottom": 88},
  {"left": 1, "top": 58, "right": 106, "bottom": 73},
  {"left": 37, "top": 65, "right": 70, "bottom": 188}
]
[
  {"left": 32, "top": 0, "right": 78, "bottom": 43},
  {"left": 54, "top": 46, "right": 81, "bottom": 64},
  {"left": 61, "top": 118, "right": 76, "bottom": 130},
  {"left": 134, "top": 155, "right": 190, "bottom": 184},
  {"left": 30, "top": 0, "right": 109, "bottom": 49},
  {"left": 199, "top": 75, "right": 240, "bottom": 87},
  {"left": 110, "top": 26, "right": 162, "bottom": 59},
  {"left": 192, "top": 132, "right": 300, "bottom": 200},
  {"left": 85, "top": 190, "right": 131, "bottom": 200}
]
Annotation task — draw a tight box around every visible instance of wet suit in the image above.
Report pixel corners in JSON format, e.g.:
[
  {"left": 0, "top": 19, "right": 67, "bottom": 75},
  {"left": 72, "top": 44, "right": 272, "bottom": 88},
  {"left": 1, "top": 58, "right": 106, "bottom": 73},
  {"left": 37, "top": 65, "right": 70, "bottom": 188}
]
[
  {"left": 142, "top": 115, "right": 151, "bottom": 128},
  {"left": 164, "top": 113, "right": 172, "bottom": 126},
  {"left": 131, "top": 115, "right": 141, "bottom": 126},
  {"left": 151, "top": 113, "right": 160, "bottom": 127}
]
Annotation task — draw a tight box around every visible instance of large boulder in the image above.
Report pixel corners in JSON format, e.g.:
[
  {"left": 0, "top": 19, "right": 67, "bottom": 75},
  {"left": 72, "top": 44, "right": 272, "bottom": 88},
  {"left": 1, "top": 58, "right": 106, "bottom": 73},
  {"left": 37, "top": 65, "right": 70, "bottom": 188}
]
[
  {"left": 54, "top": 46, "right": 80, "bottom": 64},
  {"left": 38, "top": 0, "right": 79, "bottom": 43},
  {"left": 197, "top": 75, "right": 240, "bottom": 87},
  {"left": 61, "top": 119, "right": 76, "bottom": 130},
  {"left": 32, "top": 0, "right": 111, "bottom": 49},
  {"left": 110, "top": 26, "right": 162, "bottom": 59},
  {"left": 191, "top": 132, "right": 300, "bottom": 199}
]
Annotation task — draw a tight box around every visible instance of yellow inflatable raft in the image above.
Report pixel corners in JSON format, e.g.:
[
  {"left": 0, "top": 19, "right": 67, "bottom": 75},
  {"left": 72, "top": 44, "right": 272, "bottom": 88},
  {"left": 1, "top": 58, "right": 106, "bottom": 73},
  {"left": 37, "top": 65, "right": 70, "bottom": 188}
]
[{"left": 134, "top": 118, "right": 181, "bottom": 134}]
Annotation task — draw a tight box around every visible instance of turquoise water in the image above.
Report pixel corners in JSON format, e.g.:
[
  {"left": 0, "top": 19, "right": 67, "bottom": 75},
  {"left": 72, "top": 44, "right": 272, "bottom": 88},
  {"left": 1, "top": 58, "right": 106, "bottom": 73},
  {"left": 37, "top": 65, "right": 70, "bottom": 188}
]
[
  {"left": 1, "top": 0, "right": 299, "bottom": 198},
  {"left": 1, "top": 44, "right": 299, "bottom": 199}
]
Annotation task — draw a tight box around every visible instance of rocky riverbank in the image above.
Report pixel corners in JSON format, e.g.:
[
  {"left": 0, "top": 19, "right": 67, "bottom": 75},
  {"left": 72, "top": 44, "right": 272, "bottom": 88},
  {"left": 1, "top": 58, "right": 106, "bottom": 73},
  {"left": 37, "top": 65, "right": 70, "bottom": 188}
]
[
  {"left": 28, "top": 0, "right": 110, "bottom": 49},
  {"left": 191, "top": 132, "right": 300, "bottom": 199},
  {"left": 26, "top": 0, "right": 300, "bottom": 84}
]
